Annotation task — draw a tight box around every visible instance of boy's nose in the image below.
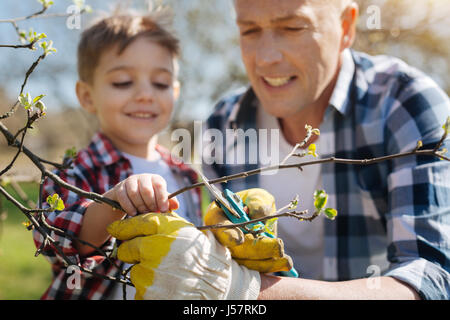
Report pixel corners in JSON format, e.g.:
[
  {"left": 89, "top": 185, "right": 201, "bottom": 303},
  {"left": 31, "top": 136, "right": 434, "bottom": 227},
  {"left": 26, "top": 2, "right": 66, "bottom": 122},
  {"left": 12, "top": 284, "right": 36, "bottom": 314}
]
[{"left": 135, "top": 82, "right": 154, "bottom": 103}]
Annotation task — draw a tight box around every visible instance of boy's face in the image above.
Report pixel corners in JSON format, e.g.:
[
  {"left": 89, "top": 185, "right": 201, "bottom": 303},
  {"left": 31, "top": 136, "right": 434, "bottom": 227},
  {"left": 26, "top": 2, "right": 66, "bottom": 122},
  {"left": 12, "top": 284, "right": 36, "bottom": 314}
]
[{"left": 77, "top": 37, "right": 178, "bottom": 156}]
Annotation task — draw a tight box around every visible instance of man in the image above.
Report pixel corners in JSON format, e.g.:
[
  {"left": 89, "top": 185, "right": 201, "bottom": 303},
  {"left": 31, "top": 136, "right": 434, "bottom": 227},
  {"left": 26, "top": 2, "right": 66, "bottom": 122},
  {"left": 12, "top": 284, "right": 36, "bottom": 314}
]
[{"left": 109, "top": 0, "right": 450, "bottom": 300}]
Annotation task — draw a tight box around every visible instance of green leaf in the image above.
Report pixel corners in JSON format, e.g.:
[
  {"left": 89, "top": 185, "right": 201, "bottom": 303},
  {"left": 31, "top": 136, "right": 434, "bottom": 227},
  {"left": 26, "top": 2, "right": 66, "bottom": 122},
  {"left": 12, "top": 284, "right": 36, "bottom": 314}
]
[
  {"left": 19, "top": 30, "right": 27, "bottom": 43},
  {"left": 313, "top": 190, "right": 328, "bottom": 211},
  {"left": 38, "top": 0, "right": 54, "bottom": 8},
  {"left": 288, "top": 199, "right": 298, "bottom": 210},
  {"left": 110, "top": 242, "right": 118, "bottom": 259},
  {"left": 312, "top": 128, "right": 321, "bottom": 136},
  {"left": 264, "top": 218, "right": 278, "bottom": 236},
  {"left": 443, "top": 116, "right": 450, "bottom": 135},
  {"left": 22, "top": 220, "right": 32, "bottom": 229},
  {"left": 40, "top": 40, "right": 57, "bottom": 56},
  {"left": 0, "top": 177, "right": 11, "bottom": 187},
  {"left": 84, "top": 4, "right": 93, "bottom": 13},
  {"left": 35, "top": 101, "right": 46, "bottom": 114},
  {"left": 65, "top": 146, "right": 77, "bottom": 159},
  {"left": 437, "top": 148, "right": 448, "bottom": 159},
  {"left": 18, "top": 93, "right": 32, "bottom": 109},
  {"left": 32, "top": 94, "right": 45, "bottom": 104},
  {"left": 18, "top": 94, "right": 28, "bottom": 107},
  {"left": 73, "top": 0, "right": 85, "bottom": 9},
  {"left": 307, "top": 143, "right": 318, "bottom": 157},
  {"left": 55, "top": 198, "right": 65, "bottom": 211},
  {"left": 416, "top": 140, "right": 423, "bottom": 150},
  {"left": 324, "top": 208, "right": 338, "bottom": 220},
  {"left": 46, "top": 194, "right": 65, "bottom": 211}
]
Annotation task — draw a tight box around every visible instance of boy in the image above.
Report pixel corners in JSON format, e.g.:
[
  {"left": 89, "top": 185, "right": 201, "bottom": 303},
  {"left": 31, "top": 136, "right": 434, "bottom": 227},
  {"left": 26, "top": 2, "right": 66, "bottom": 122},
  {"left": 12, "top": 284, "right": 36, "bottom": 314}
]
[{"left": 33, "top": 9, "right": 203, "bottom": 300}]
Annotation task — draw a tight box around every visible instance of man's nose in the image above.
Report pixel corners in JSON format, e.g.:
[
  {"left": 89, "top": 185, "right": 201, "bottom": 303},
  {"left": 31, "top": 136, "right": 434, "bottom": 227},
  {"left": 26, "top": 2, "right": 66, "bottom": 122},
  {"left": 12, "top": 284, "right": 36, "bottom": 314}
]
[{"left": 255, "top": 31, "right": 283, "bottom": 67}]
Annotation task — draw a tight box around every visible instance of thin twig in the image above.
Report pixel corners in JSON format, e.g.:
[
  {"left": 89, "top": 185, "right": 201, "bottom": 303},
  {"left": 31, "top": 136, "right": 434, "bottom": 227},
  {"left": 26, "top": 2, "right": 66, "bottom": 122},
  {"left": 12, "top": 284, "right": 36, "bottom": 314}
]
[
  {"left": 0, "top": 9, "right": 87, "bottom": 24},
  {"left": 169, "top": 145, "right": 450, "bottom": 199},
  {"left": 0, "top": 5, "right": 48, "bottom": 24},
  {"left": 197, "top": 210, "right": 310, "bottom": 231},
  {"left": 198, "top": 195, "right": 309, "bottom": 231},
  {"left": 280, "top": 125, "right": 316, "bottom": 165},
  {"left": 0, "top": 42, "right": 36, "bottom": 49}
]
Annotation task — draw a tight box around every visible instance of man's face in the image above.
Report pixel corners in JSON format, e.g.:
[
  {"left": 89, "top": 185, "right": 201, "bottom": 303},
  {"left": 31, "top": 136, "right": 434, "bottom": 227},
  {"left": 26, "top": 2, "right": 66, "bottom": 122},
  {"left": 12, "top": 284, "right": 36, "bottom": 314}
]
[{"left": 235, "top": 0, "right": 345, "bottom": 118}]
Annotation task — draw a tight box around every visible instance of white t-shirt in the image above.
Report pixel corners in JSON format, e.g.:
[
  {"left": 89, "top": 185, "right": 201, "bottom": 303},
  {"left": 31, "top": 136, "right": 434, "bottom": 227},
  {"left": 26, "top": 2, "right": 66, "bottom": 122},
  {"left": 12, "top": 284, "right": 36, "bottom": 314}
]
[
  {"left": 257, "top": 107, "right": 325, "bottom": 280},
  {"left": 110, "top": 151, "right": 189, "bottom": 300}
]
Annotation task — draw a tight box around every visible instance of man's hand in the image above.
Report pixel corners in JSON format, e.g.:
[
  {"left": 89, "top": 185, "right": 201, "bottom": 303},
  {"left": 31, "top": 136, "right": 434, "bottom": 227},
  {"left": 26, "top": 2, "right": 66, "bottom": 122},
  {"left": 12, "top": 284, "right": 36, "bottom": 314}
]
[
  {"left": 203, "top": 188, "right": 293, "bottom": 273},
  {"left": 107, "top": 174, "right": 179, "bottom": 216},
  {"left": 107, "top": 212, "right": 261, "bottom": 300}
]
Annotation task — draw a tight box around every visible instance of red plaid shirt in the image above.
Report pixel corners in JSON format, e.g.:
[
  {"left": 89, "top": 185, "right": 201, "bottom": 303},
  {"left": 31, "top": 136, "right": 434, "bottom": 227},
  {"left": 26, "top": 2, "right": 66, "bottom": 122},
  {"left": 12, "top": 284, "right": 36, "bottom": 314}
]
[{"left": 33, "top": 132, "right": 202, "bottom": 299}]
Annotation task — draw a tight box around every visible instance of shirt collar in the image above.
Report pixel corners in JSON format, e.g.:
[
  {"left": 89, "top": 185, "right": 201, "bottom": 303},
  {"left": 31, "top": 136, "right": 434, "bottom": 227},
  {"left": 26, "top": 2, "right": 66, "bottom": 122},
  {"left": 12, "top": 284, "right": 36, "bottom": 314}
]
[
  {"left": 328, "top": 48, "right": 356, "bottom": 116},
  {"left": 227, "top": 87, "right": 258, "bottom": 129},
  {"left": 88, "top": 132, "right": 126, "bottom": 167},
  {"left": 87, "top": 132, "right": 186, "bottom": 171}
]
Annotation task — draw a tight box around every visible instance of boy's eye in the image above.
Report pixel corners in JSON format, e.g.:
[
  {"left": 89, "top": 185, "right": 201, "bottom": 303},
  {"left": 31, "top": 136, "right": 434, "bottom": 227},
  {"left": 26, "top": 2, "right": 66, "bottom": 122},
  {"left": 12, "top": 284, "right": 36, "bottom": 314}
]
[
  {"left": 153, "top": 83, "right": 170, "bottom": 90},
  {"left": 112, "top": 81, "right": 132, "bottom": 88}
]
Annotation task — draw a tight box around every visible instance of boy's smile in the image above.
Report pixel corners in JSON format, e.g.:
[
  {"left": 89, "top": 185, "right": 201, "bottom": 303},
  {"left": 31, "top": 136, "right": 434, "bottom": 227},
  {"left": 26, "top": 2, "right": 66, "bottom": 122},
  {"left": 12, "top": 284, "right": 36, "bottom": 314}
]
[{"left": 76, "top": 37, "right": 178, "bottom": 158}]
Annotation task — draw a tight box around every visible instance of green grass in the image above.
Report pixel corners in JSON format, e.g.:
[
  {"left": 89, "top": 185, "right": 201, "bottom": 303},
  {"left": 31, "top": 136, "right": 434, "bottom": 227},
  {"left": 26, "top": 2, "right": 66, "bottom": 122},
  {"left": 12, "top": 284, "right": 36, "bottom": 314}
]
[
  {"left": 0, "top": 181, "right": 212, "bottom": 299},
  {"left": 0, "top": 182, "right": 52, "bottom": 300}
]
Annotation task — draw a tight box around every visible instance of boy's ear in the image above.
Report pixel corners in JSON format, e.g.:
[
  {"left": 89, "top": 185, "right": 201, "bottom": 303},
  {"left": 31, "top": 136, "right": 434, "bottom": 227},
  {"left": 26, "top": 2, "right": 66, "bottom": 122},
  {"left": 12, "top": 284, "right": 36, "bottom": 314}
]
[
  {"left": 76, "top": 80, "right": 96, "bottom": 114},
  {"left": 173, "top": 80, "right": 181, "bottom": 101}
]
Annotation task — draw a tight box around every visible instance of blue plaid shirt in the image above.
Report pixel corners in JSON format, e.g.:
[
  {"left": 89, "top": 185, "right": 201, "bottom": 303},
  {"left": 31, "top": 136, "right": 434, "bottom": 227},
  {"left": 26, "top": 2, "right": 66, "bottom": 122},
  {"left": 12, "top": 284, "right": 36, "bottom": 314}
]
[{"left": 205, "top": 49, "right": 450, "bottom": 300}]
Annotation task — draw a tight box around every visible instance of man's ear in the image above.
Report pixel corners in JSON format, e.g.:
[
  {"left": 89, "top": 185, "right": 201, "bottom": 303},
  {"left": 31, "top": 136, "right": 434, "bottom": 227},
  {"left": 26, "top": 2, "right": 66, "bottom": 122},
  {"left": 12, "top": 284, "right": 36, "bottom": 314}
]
[
  {"left": 341, "top": 2, "right": 359, "bottom": 51},
  {"left": 173, "top": 80, "right": 181, "bottom": 101},
  {"left": 76, "top": 80, "right": 96, "bottom": 114}
]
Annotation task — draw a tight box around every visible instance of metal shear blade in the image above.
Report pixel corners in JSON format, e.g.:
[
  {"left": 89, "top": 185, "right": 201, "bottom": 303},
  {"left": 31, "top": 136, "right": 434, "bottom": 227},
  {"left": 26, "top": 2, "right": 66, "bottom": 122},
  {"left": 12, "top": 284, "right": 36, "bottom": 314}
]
[{"left": 198, "top": 171, "right": 241, "bottom": 219}]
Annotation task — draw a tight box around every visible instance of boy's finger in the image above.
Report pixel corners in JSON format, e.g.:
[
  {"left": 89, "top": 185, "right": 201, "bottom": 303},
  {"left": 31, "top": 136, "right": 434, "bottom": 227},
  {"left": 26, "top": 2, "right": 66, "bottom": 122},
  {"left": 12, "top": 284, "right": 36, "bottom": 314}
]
[
  {"left": 125, "top": 177, "right": 148, "bottom": 214},
  {"left": 152, "top": 175, "right": 169, "bottom": 212},
  {"left": 115, "top": 181, "right": 137, "bottom": 216},
  {"left": 169, "top": 197, "right": 179, "bottom": 210},
  {"left": 138, "top": 176, "right": 157, "bottom": 212}
]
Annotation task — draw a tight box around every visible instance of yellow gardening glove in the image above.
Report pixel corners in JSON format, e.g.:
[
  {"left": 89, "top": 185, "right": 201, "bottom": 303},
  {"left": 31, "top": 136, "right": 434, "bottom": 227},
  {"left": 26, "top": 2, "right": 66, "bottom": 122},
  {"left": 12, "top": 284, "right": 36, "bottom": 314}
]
[
  {"left": 107, "top": 212, "right": 261, "bottom": 300},
  {"left": 203, "top": 188, "right": 293, "bottom": 274}
]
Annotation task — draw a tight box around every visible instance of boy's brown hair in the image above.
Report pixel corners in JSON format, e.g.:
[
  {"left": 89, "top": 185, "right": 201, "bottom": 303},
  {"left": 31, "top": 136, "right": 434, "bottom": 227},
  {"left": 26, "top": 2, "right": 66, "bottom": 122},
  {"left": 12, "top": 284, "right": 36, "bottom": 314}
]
[{"left": 77, "top": 8, "right": 180, "bottom": 84}]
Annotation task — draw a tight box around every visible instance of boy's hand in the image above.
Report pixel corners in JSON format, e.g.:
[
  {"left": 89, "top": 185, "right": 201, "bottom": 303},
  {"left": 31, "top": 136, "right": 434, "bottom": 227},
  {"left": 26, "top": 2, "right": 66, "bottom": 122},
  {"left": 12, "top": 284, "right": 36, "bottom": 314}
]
[{"left": 108, "top": 174, "right": 179, "bottom": 216}]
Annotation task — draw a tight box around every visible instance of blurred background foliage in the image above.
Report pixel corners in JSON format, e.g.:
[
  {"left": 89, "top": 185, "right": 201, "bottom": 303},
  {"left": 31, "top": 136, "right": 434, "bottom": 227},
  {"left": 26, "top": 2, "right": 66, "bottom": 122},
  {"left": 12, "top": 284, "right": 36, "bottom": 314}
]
[{"left": 0, "top": 0, "right": 449, "bottom": 299}]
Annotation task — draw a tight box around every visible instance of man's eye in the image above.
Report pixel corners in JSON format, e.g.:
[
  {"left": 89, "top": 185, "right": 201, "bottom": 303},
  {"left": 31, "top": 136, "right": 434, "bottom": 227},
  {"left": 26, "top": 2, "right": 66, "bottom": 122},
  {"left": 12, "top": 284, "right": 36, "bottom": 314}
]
[
  {"left": 112, "top": 81, "right": 132, "bottom": 88},
  {"left": 284, "top": 27, "right": 306, "bottom": 32},
  {"left": 241, "top": 28, "right": 260, "bottom": 36}
]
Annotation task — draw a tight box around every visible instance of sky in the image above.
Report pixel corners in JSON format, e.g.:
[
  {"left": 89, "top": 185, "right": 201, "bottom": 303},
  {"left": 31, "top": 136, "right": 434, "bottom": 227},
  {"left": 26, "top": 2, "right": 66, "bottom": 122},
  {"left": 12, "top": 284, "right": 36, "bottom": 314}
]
[
  {"left": 0, "top": 0, "right": 243, "bottom": 122},
  {"left": 0, "top": 0, "right": 449, "bottom": 122}
]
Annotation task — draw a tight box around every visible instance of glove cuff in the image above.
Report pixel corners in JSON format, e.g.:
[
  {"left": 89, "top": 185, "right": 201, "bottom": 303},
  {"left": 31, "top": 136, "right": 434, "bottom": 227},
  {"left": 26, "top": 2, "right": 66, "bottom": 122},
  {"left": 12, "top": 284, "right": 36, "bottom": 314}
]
[{"left": 224, "top": 260, "right": 261, "bottom": 300}]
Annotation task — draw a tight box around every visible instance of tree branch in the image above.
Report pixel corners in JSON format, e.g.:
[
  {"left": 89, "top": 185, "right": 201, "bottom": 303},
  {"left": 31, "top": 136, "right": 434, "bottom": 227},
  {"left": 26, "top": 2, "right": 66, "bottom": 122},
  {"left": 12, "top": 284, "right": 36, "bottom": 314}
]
[{"left": 169, "top": 143, "right": 450, "bottom": 199}]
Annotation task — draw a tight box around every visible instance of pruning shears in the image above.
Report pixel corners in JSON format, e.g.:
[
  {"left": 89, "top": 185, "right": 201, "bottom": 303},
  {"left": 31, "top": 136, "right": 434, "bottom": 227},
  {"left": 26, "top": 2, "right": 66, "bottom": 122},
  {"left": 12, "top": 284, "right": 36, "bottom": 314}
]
[{"left": 199, "top": 171, "right": 299, "bottom": 278}]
